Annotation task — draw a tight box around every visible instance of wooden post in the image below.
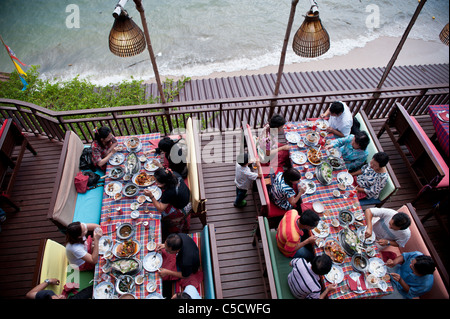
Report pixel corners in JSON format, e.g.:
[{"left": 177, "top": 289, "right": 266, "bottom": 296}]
[
  {"left": 364, "top": 0, "right": 427, "bottom": 114},
  {"left": 270, "top": 0, "right": 300, "bottom": 120}
]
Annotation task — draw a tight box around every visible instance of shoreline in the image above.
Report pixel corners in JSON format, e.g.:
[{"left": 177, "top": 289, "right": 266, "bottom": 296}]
[{"left": 154, "top": 36, "right": 449, "bottom": 83}]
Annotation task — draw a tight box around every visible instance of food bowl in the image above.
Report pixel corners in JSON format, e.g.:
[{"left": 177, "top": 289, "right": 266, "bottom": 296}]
[
  {"left": 338, "top": 183, "right": 346, "bottom": 191},
  {"left": 122, "top": 183, "right": 139, "bottom": 197},
  {"left": 316, "top": 162, "right": 333, "bottom": 185},
  {"left": 338, "top": 210, "right": 355, "bottom": 226},
  {"left": 115, "top": 275, "right": 135, "bottom": 295},
  {"left": 137, "top": 195, "right": 147, "bottom": 204},
  {"left": 305, "top": 171, "right": 314, "bottom": 179},
  {"left": 116, "top": 223, "right": 135, "bottom": 240},
  {"left": 130, "top": 210, "right": 139, "bottom": 219},
  {"left": 315, "top": 238, "right": 325, "bottom": 248},
  {"left": 367, "top": 274, "right": 379, "bottom": 286},
  {"left": 135, "top": 275, "right": 145, "bottom": 285},
  {"left": 351, "top": 253, "right": 369, "bottom": 272},
  {"left": 333, "top": 190, "right": 341, "bottom": 197},
  {"left": 331, "top": 218, "right": 340, "bottom": 227},
  {"left": 327, "top": 156, "right": 345, "bottom": 170}
]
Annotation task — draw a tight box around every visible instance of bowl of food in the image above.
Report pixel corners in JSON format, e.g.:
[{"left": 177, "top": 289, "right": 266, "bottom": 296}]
[
  {"left": 126, "top": 137, "right": 140, "bottom": 150},
  {"left": 367, "top": 274, "right": 379, "bottom": 286},
  {"left": 135, "top": 275, "right": 145, "bottom": 285},
  {"left": 315, "top": 237, "right": 325, "bottom": 248},
  {"left": 305, "top": 132, "right": 319, "bottom": 146},
  {"left": 116, "top": 223, "right": 135, "bottom": 240},
  {"left": 327, "top": 156, "right": 345, "bottom": 170},
  {"left": 351, "top": 253, "right": 369, "bottom": 272},
  {"left": 316, "top": 162, "right": 333, "bottom": 185},
  {"left": 122, "top": 183, "right": 139, "bottom": 197},
  {"left": 338, "top": 210, "right": 355, "bottom": 226},
  {"left": 130, "top": 210, "right": 139, "bottom": 219},
  {"left": 115, "top": 275, "right": 135, "bottom": 295},
  {"left": 331, "top": 218, "right": 340, "bottom": 228},
  {"left": 307, "top": 148, "right": 322, "bottom": 165},
  {"left": 333, "top": 190, "right": 341, "bottom": 197},
  {"left": 137, "top": 195, "right": 147, "bottom": 204}
]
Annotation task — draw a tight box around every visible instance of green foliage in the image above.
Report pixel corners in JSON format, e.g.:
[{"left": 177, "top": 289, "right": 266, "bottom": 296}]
[{"left": 0, "top": 65, "right": 190, "bottom": 111}]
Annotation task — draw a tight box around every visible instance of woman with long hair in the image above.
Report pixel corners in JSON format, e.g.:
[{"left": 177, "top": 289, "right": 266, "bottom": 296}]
[
  {"left": 65, "top": 222, "right": 102, "bottom": 271},
  {"left": 147, "top": 136, "right": 188, "bottom": 179},
  {"left": 144, "top": 168, "right": 192, "bottom": 239},
  {"left": 91, "top": 126, "right": 119, "bottom": 170}
]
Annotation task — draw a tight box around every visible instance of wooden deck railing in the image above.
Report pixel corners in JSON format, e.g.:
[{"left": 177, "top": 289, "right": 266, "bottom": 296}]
[{"left": 0, "top": 83, "right": 448, "bottom": 143}]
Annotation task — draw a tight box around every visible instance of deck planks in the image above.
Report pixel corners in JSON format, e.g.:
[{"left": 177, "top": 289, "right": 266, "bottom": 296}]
[{"left": 0, "top": 115, "right": 448, "bottom": 299}]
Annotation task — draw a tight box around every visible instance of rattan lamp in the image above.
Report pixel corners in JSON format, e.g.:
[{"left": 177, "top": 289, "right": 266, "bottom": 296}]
[
  {"left": 439, "top": 23, "right": 449, "bottom": 46},
  {"left": 292, "top": 7, "right": 330, "bottom": 57},
  {"left": 109, "top": 10, "right": 146, "bottom": 57}
]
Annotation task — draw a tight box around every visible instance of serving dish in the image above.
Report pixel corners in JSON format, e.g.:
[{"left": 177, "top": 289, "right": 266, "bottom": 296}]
[
  {"left": 110, "top": 257, "right": 142, "bottom": 276},
  {"left": 133, "top": 171, "right": 156, "bottom": 187},
  {"left": 116, "top": 223, "right": 135, "bottom": 240},
  {"left": 315, "top": 162, "right": 333, "bottom": 185},
  {"left": 323, "top": 238, "right": 346, "bottom": 264},
  {"left": 122, "top": 183, "right": 139, "bottom": 197}
]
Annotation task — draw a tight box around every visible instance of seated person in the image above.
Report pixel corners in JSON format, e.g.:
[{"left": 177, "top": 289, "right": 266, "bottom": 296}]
[
  {"left": 65, "top": 222, "right": 102, "bottom": 271},
  {"left": 364, "top": 207, "right": 411, "bottom": 253},
  {"left": 172, "top": 285, "right": 201, "bottom": 299},
  {"left": 326, "top": 131, "right": 370, "bottom": 172},
  {"left": 276, "top": 209, "right": 320, "bottom": 262},
  {"left": 156, "top": 233, "right": 200, "bottom": 281},
  {"left": 269, "top": 168, "right": 307, "bottom": 212},
  {"left": 26, "top": 278, "right": 93, "bottom": 299},
  {"left": 257, "top": 114, "right": 291, "bottom": 168},
  {"left": 382, "top": 252, "right": 435, "bottom": 299},
  {"left": 350, "top": 152, "right": 389, "bottom": 200},
  {"left": 148, "top": 136, "right": 188, "bottom": 179},
  {"left": 144, "top": 168, "right": 192, "bottom": 239},
  {"left": 320, "top": 101, "right": 353, "bottom": 137},
  {"left": 288, "top": 255, "right": 337, "bottom": 299},
  {"left": 91, "top": 126, "right": 119, "bottom": 170}
]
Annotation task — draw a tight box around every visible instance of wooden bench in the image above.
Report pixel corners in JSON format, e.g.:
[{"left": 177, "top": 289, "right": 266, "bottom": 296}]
[
  {"left": 32, "top": 238, "right": 94, "bottom": 297},
  {"left": 0, "top": 118, "right": 36, "bottom": 212},
  {"left": 377, "top": 102, "right": 449, "bottom": 204},
  {"left": 355, "top": 110, "right": 401, "bottom": 207},
  {"left": 381, "top": 203, "right": 449, "bottom": 299},
  {"left": 48, "top": 131, "right": 103, "bottom": 230},
  {"left": 252, "top": 216, "right": 294, "bottom": 299},
  {"left": 172, "top": 224, "right": 223, "bottom": 299},
  {"left": 185, "top": 117, "right": 207, "bottom": 227}
]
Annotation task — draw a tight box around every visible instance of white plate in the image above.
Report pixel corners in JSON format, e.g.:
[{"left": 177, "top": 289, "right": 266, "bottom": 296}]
[
  {"left": 143, "top": 252, "right": 163, "bottom": 272},
  {"left": 146, "top": 186, "right": 162, "bottom": 201},
  {"left": 315, "top": 119, "right": 329, "bottom": 130},
  {"left": 109, "top": 153, "right": 125, "bottom": 165},
  {"left": 285, "top": 132, "right": 301, "bottom": 144},
  {"left": 312, "top": 201, "right": 325, "bottom": 213},
  {"left": 144, "top": 159, "right": 160, "bottom": 172},
  {"left": 326, "top": 148, "right": 341, "bottom": 158},
  {"left": 112, "top": 240, "right": 141, "bottom": 258},
  {"left": 325, "top": 264, "right": 344, "bottom": 284},
  {"left": 291, "top": 151, "right": 307, "bottom": 165},
  {"left": 300, "top": 180, "right": 316, "bottom": 194},
  {"left": 93, "top": 281, "right": 115, "bottom": 299},
  {"left": 146, "top": 280, "right": 157, "bottom": 293},
  {"left": 312, "top": 221, "right": 329, "bottom": 238},
  {"left": 105, "top": 181, "right": 123, "bottom": 196},
  {"left": 348, "top": 272, "right": 367, "bottom": 293},
  {"left": 337, "top": 172, "right": 353, "bottom": 186},
  {"left": 357, "top": 226, "right": 376, "bottom": 245},
  {"left": 99, "top": 236, "right": 113, "bottom": 255},
  {"left": 368, "top": 257, "right": 387, "bottom": 277},
  {"left": 132, "top": 172, "right": 156, "bottom": 187}
]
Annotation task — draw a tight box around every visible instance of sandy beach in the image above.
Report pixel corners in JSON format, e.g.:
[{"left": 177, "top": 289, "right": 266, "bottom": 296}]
[{"left": 158, "top": 36, "right": 449, "bottom": 83}]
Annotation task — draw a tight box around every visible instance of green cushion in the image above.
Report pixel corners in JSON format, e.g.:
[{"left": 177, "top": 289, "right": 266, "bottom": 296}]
[
  {"left": 355, "top": 113, "right": 394, "bottom": 202},
  {"left": 263, "top": 217, "right": 295, "bottom": 299}
]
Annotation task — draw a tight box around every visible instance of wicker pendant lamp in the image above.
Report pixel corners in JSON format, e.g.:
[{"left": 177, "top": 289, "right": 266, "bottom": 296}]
[
  {"left": 109, "top": 11, "right": 146, "bottom": 57},
  {"left": 439, "top": 23, "right": 449, "bottom": 46},
  {"left": 292, "top": 7, "right": 330, "bottom": 58}
]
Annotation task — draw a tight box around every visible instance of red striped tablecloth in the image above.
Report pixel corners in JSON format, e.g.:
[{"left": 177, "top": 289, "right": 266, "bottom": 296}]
[
  {"left": 93, "top": 133, "right": 164, "bottom": 299},
  {"left": 285, "top": 122, "right": 393, "bottom": 299}
]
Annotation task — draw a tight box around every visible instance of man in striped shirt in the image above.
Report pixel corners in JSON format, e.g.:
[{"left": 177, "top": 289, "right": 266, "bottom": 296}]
[
  {"left": 288, "top": 255, "right": 337, "bottom": 299},
  {"left": 276, "top": 209, "right": 320, "bottom": 261}
]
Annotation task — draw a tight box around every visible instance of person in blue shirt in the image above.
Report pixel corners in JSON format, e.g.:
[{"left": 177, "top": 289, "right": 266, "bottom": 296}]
[
  {"left": 326, "top": 131, "right": 370, "bottom": 172},
  {"left": 383, "top": 251, "right": 435, "bottom": 299}
]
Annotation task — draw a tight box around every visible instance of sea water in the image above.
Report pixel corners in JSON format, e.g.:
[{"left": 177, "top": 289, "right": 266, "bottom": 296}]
[{"left": 0, "top": 0, "right": 448, "bottom": 85}]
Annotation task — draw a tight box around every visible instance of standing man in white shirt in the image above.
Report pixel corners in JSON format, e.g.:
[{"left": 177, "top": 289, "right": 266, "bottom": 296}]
[
  {"left": 320, "top": 101, "right": 354, "bottom": 137},
  {"left": 234, "top": 153, "right": 262, "bottom": 208}
]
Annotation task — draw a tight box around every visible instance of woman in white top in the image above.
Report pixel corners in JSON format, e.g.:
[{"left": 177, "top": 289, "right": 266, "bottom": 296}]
[
  {"left": 320, "top": 101, "right": 353, "bottom": 137},
  {"left": 65, "top": 222, "right": 102, "bottom": 271}
]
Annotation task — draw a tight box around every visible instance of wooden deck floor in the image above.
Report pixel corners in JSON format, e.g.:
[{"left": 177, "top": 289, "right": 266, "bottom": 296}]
[{"left": 0, "top": 116, "right": 448, "bottom": 299}]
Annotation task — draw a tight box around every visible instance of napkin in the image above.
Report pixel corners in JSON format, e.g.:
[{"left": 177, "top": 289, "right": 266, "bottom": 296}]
[
  {"left": 347, "top": 274, "right": 367, "bottom": 291},
  {"left": 149, "top": 138, "right": 161, "bottom": 148},
  {"left": 439, "top": 111, "right": 449, "bottom": 122}
]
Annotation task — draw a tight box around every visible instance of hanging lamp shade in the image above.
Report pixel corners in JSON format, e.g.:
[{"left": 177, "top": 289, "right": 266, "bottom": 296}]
[
  {"left": 292, "top": 9, "right": 330, "bottom": 58},
  {"left": 439, "top": 23, "right": 449, "bottom": 46},
  {"left": 109, "top": 12, "right": 146, "bottom": 57}
]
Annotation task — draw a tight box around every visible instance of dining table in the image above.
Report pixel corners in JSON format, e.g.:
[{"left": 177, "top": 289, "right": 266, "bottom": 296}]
[
  {"left": 283, "top": 120, "right": 394, "bottom": 299},
  {"left": 92, "top": 132, "right": 165, "bottom": 299},
  {"left": 428, "top": 105, "right": 449, "bottom": 158}
]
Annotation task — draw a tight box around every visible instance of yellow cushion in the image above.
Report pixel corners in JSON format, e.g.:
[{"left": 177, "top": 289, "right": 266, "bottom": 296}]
[
  {"left": 186, "top": 118, "right": 200, "bottom": 212},
  {"left": 39, "top": 239, "right": 68, "bottom": 295}
]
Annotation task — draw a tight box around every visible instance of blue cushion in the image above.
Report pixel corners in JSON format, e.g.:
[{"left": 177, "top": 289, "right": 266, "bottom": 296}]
[
  {"left": 201, "top": 225, "right": 216, "bottom": 299},
  {"left": 72, "top": 186, "right": 103, "bottom": 224}
]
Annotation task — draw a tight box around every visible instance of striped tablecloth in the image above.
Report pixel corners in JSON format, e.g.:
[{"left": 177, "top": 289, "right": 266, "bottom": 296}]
[
  {"left": 93, "top": 133, "right": 164, "bottom": 299},
  {"left": 428, "top": 105, "right": 449, "bottom": 158},
  {"left": 285, "top": 122, "right": 393, "bottom": 299}
]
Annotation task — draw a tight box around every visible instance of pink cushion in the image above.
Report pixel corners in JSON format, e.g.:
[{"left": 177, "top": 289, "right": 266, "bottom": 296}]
[
  {"left": 397, "top": 205, "right": 449, "bottom": 299},
  {"left": 410, "top": 116, "right": 449, "bottom": 188}
]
